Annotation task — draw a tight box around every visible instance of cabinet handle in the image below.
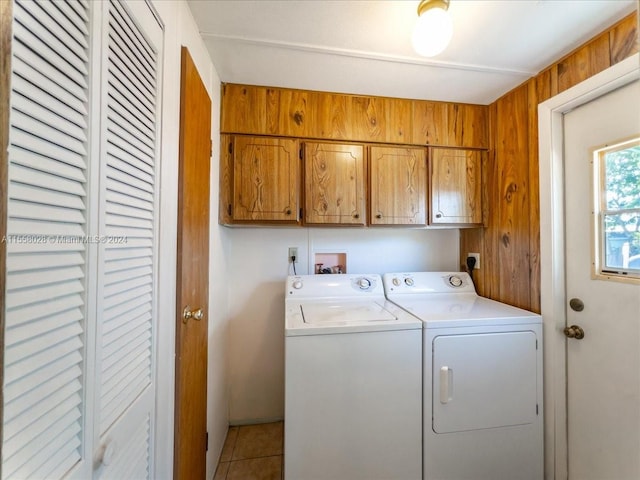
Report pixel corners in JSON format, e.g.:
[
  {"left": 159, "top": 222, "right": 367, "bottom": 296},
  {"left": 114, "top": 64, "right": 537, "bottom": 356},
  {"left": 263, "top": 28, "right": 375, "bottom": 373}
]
[
  {"left": 376, "top": 214, "right": 382, "bottom": 219},
  {"left": 435, "top": 213, "right": 442, "bottom": 218},
  {"left": 285, "top": 209, "right": 292, "bottom": 215},
  {"left": 353, "top": 213, "right": 360, "bottom": 219}
]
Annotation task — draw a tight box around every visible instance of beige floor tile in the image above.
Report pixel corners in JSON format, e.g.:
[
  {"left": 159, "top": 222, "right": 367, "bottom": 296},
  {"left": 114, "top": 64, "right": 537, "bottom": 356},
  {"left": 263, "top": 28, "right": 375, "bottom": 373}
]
[
  {"left": 220, "top": 426, "right": 240, "bottom": 462},
  {"left": 226, "top": 455, "right": 282, "bottom": 480},
  {"left": 232, "top": 422, "right": 283, "bottom": 460},
  {"left": 213, "top": 461, "right": 230, "bottom": 480}
]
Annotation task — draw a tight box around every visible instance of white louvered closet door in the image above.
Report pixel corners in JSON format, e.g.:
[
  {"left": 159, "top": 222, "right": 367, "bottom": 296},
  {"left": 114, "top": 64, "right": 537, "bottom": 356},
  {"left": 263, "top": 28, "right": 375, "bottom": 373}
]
[
  {"left": 2, "top": 1, "right": 163, "bottom": 479},
  {"left": 93, "top": 1, "right": 162, "bottom": 479},
  {"left": 3, "top": 0, "right": 92, "bottom": 479}
]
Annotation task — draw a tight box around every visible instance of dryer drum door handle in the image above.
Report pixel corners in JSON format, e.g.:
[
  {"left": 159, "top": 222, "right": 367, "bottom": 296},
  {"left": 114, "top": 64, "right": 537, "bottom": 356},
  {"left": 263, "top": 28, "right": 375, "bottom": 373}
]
[{"left": 440, "top": 366, "right": 453, "bottom": 404}]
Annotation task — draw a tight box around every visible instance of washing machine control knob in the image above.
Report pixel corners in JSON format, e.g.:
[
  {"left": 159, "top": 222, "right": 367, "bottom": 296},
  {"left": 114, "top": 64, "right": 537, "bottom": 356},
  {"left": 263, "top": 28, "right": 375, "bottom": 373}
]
[
  {"left": 448, "top": 275, "right": 463, "bottom": 287},
  {"left": 392, "top": 277, "right": 401, "bottom": 286},
  {"left": 404, "top": 277, "right": 415, "bottom": 286},
  {"left": 357, "top": 277, "right": 372, "bottom": 289},
  {"left": 292, "top": 280, "right": 303, "bottom": 289}
]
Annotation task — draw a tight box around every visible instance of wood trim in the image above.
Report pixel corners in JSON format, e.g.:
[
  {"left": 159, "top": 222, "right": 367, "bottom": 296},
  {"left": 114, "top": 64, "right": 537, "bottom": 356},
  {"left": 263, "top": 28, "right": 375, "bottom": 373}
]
[{"left": 0, "top": 0, "right": 12, "bottom": 467}]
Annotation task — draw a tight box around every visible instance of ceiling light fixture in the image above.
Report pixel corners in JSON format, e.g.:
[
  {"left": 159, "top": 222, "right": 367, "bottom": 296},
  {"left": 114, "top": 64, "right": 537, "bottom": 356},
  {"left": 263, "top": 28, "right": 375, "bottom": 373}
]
[{"left": 412, "top": 0, "right": 453, "bottom": 57}]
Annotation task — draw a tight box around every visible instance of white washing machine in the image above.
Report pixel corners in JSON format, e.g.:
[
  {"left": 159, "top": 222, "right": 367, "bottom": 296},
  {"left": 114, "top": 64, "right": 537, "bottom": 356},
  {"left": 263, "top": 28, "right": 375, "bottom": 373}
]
[
  {"left": 383, "top": 272, "right": 543, "bottom": 480},
  {"left": 284, "top": 274, "right": 422, "bottom": 480}
]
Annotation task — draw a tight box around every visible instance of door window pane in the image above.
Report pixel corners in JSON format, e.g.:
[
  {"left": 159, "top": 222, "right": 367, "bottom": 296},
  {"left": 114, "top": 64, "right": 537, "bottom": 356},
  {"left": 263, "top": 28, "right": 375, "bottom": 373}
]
[{"left": 595, "top": 138, "right": 640, "bottom": 278}]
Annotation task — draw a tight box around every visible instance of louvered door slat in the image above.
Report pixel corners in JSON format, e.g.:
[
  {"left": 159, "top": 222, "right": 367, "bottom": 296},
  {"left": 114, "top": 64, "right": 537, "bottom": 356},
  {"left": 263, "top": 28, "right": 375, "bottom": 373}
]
[
  {"left": 7, "top": 279, "right": 83, "bottom": 311},
  {"left": 12, "top": 110, "right": 86, "bottom": 155},
  {"left": 31, "top": 0, "right": 89, "bottom": 48},
  {"left": 12, "top": 93, "right": 87, "bottom": 144},
  {"left": 4, "top": 10, "right": 89, "bottom": 478},
  {"left": 3, "top": 368, "right": 80, "bottom": 421},
  {"left": 10, "top": 147, "right": 87, "bottom": 181},
  {"left": 11, "top": 183, "right": 85, "bottom": 210},
  {"left": 108, "top": 44, "right": 154, "bottom": 104},
  {"left": 106, "top": 142, "right": 154, "bottom": 177},
  {"left": 17, "top": 1, "right": 88, "bottom": 69},
  {"left": 109, "top": 4, "right": 154, "bottom": 79},
  {"left": 4, "top": 408, "right": 81, "bottom": 479},
  {"left": 4, "top": 323, "right": 82, "bottom": 368},
  {"left": 106, "top": 189, "right": 152, "bottom": 212},
  {"left": 12, "top": 19, "right": 86, "bottom": 89},
  {"left": 12, "top": 53, "right": 87, "bottom": 114},
  {"left": 5, "top": 309, "right": 83, "bottom": 346},
  {"left": 102, "top": 336, "right": 151, "bottom": 375},
  {"left": 9, "top": 199, "right": 85, "bottom": 224},
  {"left": 12, "top": 73, "right": 87, "bottom": 128},
  {"left": 108, "top": 96, "right": 154, "bottom": 144},
  {"left": 107, "top": 118, "right": 154, "bottom": 162}
]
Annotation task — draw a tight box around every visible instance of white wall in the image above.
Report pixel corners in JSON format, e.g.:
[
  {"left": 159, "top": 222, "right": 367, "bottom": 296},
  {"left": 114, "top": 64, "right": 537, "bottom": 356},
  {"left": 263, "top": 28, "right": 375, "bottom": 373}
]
[
  {"left": 226, "top": 227, "right": 460, "bottom": 423},
  {"left": 152, "top": 1, "right": 228, "bottom": 479}
]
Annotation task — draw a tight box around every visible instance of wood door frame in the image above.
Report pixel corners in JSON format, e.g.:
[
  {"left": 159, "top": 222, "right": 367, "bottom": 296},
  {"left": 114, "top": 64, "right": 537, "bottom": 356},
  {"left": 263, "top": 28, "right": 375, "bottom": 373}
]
[
  {"left": 0, "top": 0, "right": 12, "bottom": 469},
  {"left": 538, "top": 52, "right": 639, "bottom": 480}
]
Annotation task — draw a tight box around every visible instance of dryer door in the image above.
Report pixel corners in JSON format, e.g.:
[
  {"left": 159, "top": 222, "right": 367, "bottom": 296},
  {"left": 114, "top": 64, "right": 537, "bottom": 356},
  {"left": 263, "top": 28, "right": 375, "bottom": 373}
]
[{"left": 432, "top": 331, "right": 538, "bottom": 433}]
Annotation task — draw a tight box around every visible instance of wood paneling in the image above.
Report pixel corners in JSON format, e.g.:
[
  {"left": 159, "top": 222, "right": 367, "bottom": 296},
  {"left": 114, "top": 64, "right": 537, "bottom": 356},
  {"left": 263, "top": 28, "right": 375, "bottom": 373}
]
[
  {"left": 556, "top": 32, "right": 611, "bottom": 94},
  {"left": 462, "top": 10, "right": 637, "bottom": 313},
  {"left": 384, "top": 98, "right": 412, "bottom": 144},
  {"left": 304, "top": 142, "right": 366, "bottom": 225},
  {"left": 0, "top": 0, "right": 12, "bottom": 450},
  {"left": 412, "top": 101, "right": 447, "bottom": 145},
  {"left": 610, "top": 13, "right": 639, "bottom": 64},
  {"left": 278, "top": 89, "right": 311, "bottom": 138},
  {"left": 494, "top": 84, "right": 531, "bottom": 309},
  {"left": 369, "top": 145, "right": 427, "bottom": 225},
  {"left": 413, "top": 101, "right": 488, "bottom": 148},
  {"left": 221, "top": 83, "right": 279, "bottom": 135},
  {"left": 222, "top": 83, "right": 488, "bottom": 148}
]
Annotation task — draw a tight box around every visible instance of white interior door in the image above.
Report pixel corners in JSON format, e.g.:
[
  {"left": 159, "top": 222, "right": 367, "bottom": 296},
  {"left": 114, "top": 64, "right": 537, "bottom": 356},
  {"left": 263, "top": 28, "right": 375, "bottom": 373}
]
[{"left": 563, "top": 80, "right": 640, "bottom": 480}]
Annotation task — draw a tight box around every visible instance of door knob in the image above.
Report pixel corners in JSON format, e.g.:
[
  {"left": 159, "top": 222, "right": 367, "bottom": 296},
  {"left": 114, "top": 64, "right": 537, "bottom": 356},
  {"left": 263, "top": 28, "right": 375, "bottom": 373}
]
[
  {"left": 183, "top": 306, "right": 204, "bottom": 323},
  {"left": 564, "top": 325, "right": 585, "bottom": 340}
]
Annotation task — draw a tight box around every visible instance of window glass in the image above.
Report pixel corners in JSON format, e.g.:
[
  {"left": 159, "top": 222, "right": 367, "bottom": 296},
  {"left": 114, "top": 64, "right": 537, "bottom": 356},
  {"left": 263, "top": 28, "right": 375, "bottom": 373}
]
[{"left": 595, "top": 139, "right": 640, "bottom": 278}]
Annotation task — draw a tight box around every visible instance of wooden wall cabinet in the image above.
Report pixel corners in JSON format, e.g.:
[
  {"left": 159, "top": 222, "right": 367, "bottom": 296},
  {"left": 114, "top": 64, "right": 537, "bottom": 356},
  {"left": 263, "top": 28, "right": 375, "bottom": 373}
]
[
  {"left": 220, "top": 135, "right": 300, "bottom": 224},
  {"left": 369, "top": 146, "right": 427, "bottom": 225},
  {"left": 429, "top": 148, "right": 483, "bottom": 226},
  {"left": 304, "top": 142, "right": 366, "bottom": 225}
]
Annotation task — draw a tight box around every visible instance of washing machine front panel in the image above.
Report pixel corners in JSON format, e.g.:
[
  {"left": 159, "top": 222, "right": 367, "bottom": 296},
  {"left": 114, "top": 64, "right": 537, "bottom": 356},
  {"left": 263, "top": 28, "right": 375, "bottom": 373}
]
[{"left": 432, "top": 331, "right": 538, "bottom": 433}]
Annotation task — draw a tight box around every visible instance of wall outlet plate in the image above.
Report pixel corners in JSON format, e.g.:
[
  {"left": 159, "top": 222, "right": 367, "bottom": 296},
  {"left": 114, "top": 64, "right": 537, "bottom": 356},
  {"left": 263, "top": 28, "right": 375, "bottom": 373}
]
[
  {"left": 288, "top": 247, "right": 298, "bottom": 263},
  {"left": 467, "top": 252, "right": 480, "bottom": 270}
]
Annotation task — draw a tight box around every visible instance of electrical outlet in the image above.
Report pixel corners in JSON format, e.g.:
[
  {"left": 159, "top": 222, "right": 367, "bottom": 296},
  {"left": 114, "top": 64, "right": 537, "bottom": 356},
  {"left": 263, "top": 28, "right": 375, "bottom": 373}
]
[
  {"left": 467, "top": 252, "right": 480, "bottom": 270},
  {"left": 288, "top": 247, "right": 298, "bottom": 263}
]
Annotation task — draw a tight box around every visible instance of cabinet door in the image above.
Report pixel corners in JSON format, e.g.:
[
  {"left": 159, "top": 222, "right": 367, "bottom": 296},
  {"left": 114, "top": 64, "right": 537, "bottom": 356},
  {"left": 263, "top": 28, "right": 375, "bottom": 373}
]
[
  {"left": 304, "top": 142, "right": 365, "bottom": 225},
  {"left": 370, "top": 146, "right": 427, "bottom": 225},
  {"left": 232, "top": 136, "right": 300, "bottom": 223},
  {"left": 430, "top": 148, "right": 482, "bottom": 225}
]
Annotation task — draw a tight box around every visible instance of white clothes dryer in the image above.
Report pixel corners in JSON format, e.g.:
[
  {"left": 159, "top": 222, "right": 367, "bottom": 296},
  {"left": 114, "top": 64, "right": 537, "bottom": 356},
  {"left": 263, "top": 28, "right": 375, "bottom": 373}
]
[
  {"left": 284, "top": 274, "right": 422, "bottom": 480},
  {"left": 383, "top": 272, "right": 543, "bottom": 480}
]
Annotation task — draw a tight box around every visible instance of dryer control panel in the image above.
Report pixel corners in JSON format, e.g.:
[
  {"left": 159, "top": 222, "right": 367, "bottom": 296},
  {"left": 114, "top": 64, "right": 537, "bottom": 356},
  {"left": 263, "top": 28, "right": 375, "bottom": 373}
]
[{"left": 382, "top": 272, "right": 476, "bottom": 295}]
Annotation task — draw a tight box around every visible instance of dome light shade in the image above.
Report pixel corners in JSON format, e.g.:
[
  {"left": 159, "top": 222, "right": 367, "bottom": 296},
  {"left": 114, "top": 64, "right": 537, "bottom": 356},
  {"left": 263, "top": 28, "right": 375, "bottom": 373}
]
[{"left": 412, "top": 0, "right": 453, "bottom": 57}]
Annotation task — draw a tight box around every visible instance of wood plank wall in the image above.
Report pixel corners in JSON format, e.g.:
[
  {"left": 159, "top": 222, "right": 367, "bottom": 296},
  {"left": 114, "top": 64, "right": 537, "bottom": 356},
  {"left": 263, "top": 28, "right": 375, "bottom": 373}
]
[
  {"left": 221, "top": 84, "right": 488, "bottom": 149},
  {"left": 461, "top": 11, "right": 638, "bottom": 313}
]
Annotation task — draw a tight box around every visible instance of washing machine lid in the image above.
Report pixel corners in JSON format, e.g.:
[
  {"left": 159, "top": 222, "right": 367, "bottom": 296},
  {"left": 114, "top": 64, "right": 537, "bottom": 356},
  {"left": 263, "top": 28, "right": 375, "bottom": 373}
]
[
  {"left": 286, "top": 299, "right": 422, "bottom": 336},
  {"left": 388, "top": 293, "right": 541, "bottom": 328}
]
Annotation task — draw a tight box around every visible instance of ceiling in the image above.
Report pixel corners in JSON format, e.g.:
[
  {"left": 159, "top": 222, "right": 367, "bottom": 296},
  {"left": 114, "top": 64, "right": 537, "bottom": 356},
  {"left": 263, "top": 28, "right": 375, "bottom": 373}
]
[{"left": 187, "top": 0, "right": 637, "bottom": 105}]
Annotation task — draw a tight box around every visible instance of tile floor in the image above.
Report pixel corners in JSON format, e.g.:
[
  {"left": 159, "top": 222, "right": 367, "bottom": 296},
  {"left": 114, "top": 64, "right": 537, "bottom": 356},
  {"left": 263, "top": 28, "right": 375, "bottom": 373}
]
[{"left": 214, "top": 421, "right": 284, "bottom": 480}]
